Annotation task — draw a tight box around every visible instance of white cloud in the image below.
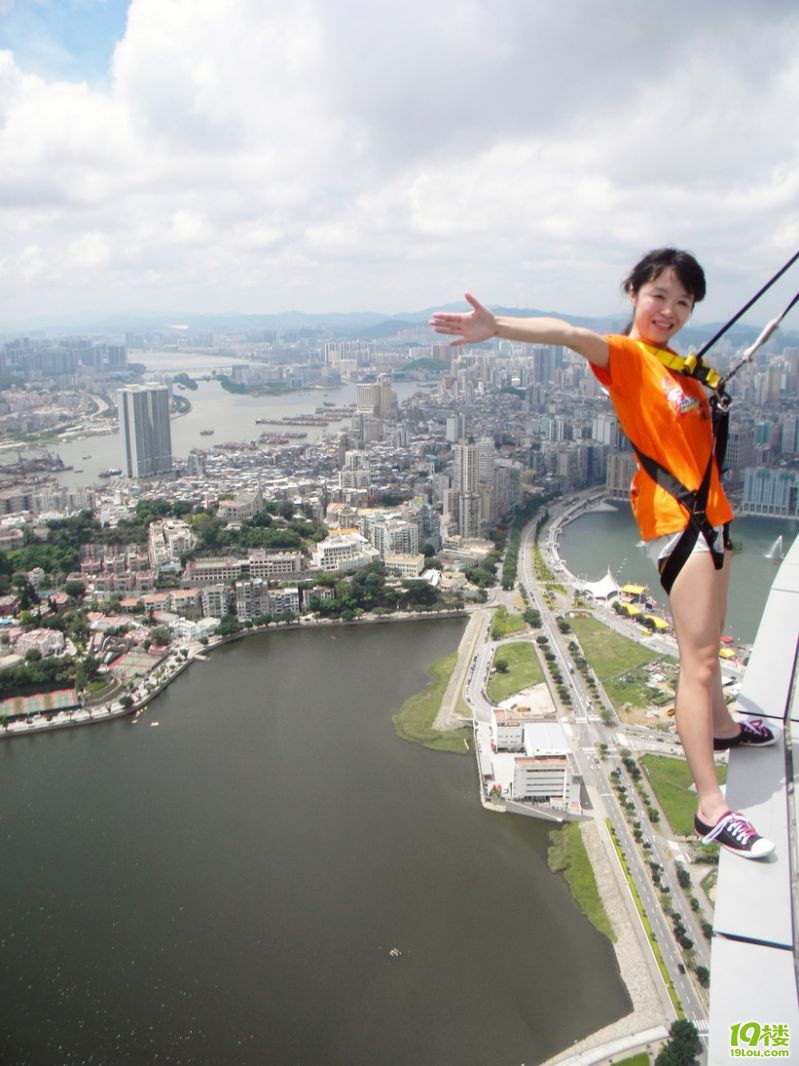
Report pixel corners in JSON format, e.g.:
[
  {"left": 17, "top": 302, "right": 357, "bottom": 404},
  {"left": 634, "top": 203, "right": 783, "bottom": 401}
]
[
  {"left": 68, "top": 230, "right": 112, "bottom": 267},
  {"left": 0, "top": 0, "right": 798, "bottom": 324}
]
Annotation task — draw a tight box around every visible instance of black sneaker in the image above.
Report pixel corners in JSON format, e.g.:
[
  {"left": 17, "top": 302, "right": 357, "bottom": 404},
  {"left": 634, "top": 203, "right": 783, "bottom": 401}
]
[
  {"left": 713, "top": 718, "right": 777, "bottom": 751},
  {"left": 694, "top": 810, "right": 774, "bottom": 859}
]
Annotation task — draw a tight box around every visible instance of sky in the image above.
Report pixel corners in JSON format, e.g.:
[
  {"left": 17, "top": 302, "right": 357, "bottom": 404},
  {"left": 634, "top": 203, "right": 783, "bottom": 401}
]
[{"left": 0, "top": 0, "right": 798, "bottom": 328}]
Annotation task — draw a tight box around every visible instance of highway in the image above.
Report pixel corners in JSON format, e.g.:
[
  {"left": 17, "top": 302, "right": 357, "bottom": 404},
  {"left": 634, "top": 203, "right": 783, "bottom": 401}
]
[{"left": 508, "top": 500, "right": 709, "bottom": 1022}]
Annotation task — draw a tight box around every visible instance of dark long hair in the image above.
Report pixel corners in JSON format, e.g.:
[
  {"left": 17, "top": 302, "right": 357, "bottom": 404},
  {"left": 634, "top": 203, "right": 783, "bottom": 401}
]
[{"left": 621, "top": 247, "right": 706, "bottom": 335}]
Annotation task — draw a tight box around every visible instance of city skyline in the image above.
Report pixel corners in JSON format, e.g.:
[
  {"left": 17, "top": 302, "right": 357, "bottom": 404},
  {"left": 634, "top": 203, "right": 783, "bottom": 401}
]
[{"left": 0, "top": 1, "right": 798, "bottom": 327}]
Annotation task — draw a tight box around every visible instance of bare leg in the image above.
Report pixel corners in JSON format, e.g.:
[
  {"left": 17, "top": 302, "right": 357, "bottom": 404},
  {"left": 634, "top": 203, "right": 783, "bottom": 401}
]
[
  {"left": 668, "top": 551, "right": 729, "bottom": 825},
  {"left": 711, "top": 549, "right": 740, "bottom": 738}
]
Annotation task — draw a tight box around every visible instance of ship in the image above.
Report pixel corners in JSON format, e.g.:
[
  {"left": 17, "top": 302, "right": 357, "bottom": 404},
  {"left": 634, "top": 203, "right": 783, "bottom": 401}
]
[
  {"left": 98, "top": 468, "right": 122, "bottom": 478},
  {"left": 200, "top": 429, "right": 215, "bottom": 436}
]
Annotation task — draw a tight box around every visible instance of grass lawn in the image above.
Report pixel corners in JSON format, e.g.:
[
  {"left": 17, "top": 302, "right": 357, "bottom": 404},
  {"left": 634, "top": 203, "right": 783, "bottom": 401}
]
[
  {"left": 569, "top": 615, "right": 664, "bottom": 679},
  {"left": 486, "top": 643, "right": 545, "bottom": 703},
  {"left": 700, "top": 867, "right": 718, "bottom": 903},
  {"left": 548, "top": 823, "right": 615, "bottom": 942},
  {"left": 392, "top": 652, "right": 472, "bottom": 754},
  {"left": 640, "top": 753, "right": 727, "bottom": 837},
  {"left": 614, "top": 1055, "right": 651, "bottom": 1066},
  {"left": 489, "top": 605, "right": 527, "bottom": 640},
  {"left": 603, "top": 666, "right": 667, "bottom": 712}
]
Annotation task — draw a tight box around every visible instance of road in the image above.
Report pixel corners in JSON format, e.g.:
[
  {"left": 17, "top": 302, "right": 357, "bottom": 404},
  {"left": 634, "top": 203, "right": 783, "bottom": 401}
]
[{"left": 514, "top": 501, "right": 709, "bottom": 1022}]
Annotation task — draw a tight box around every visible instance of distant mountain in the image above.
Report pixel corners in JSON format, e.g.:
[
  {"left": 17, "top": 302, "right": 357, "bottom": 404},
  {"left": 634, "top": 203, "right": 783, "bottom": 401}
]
[{"left": 1, "top": 304, "right": 797, "bottom": 350}]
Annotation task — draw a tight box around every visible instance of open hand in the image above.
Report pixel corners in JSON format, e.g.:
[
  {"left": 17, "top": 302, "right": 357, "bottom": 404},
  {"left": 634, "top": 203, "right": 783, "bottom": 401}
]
[{"left": 429, "top": 293, "right": 496, "bottom": 347}]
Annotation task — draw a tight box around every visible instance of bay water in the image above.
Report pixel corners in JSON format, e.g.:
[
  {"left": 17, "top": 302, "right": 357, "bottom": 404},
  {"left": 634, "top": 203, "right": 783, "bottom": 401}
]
[
  {"left": 557, "top": 504, "right": 799, "bottom": 645},
  {"left": 0, "top": 619, "right": 629, "bottom": 1066}
]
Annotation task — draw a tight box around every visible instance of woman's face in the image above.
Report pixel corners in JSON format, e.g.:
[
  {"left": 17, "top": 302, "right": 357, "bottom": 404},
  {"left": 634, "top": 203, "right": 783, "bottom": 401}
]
[{"left": 628, "top": 268, "right": 694, "bottom": 347}]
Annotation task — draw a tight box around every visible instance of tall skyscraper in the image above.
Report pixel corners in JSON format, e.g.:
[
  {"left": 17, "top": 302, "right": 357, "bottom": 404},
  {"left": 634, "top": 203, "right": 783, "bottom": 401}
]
[
  {"left": 477, "top": 436, "right": 495, "bottom": 483},
  {"left": 446, "top": 413, "right": 466, "bottom": 443},
  {"left": 452, "top": 440, "right": 482, "bottom": 537},
  {"left": 453, "top": 440, "right": 479, "bottom": 494},
  {"left": 118, "top": 384, "right": 173, "bottom": 478},
  {"left": 356, "top": 382, "right": 381, "bottom": 415}
]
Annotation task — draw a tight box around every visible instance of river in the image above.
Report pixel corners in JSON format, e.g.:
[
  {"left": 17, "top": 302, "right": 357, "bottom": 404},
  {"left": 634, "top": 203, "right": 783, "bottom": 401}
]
[
  {"left": 26, "top": 353, "right": 425, "bottom": 491},
  {"left": 0, "top": 619, "right": 629, "bottom": 1066},
  {"left": 557, "top": 503, "right": 799, "bottom": 645}
]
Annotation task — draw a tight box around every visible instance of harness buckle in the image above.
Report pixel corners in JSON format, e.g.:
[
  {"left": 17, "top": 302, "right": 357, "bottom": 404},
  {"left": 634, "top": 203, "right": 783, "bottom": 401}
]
[{"left": 690, "top": 508, "right": 715, "bottom": 543}]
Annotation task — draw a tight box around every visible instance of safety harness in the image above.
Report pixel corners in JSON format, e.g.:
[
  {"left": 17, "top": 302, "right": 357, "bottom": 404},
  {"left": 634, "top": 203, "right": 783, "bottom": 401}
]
[
  {"left": 627, "top": 250, "right": 799, "bottom": 596},
  {"left": 629, "top": 344, "right": 730, "bottom": 595}
]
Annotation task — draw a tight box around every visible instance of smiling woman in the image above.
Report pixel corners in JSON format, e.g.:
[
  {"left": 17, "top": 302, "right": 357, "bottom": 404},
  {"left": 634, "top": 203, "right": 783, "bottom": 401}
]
[{"left": 431, "top": 247, "right": 777, "bottom": 860}]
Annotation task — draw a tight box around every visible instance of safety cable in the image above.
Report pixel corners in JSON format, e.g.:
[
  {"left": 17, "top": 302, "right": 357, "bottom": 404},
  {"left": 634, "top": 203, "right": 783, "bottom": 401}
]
[
  {"left": 719, "top": 285, "right": 799, "bottom": 390},
  {"left": 696, "top": 248, "right": 799, "bottom": 361}
]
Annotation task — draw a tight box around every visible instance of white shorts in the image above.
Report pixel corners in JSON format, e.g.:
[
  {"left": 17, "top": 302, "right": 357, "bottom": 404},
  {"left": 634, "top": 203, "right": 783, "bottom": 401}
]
[{"left": 644, "top": 525, "right": 725, "bottom": 567}]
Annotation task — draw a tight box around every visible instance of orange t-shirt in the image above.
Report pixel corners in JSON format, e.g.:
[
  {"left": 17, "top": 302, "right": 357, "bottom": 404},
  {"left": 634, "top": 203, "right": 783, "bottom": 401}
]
[{"left": 592, "top": 334, "right": 733, "bottom": 541}]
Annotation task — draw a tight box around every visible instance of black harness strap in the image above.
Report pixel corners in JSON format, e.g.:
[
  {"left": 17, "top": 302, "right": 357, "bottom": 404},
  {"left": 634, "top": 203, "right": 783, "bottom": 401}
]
[{"left": 632, "top": 440, "right": 724, "bottom": 595}]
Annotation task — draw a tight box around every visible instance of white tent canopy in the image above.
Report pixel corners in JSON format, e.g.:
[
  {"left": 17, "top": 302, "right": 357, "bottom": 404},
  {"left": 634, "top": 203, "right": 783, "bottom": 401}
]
[{"left": 577, "top": 569, "right": 620, "bottom": 600}]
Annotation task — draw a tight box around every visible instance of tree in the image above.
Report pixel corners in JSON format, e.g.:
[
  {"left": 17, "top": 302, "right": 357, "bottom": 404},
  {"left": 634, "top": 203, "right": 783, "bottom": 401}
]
[
  {"left": 215, "top": 615, "right": 242, "bottom": 637},
  {"left": 74, "top": 655, "right": 100, "bottom": 693},
  {"left": 655, "top": 1019, "right": 702, "bottom": 1065},
  {"left": 402, "top": 580, "right": 437, "bottom": 607},
  {"left": 64, "top": 579, "right": 87, "bottom": 600},
  {"left": 494, "top": 658, "right": 509, "bottom": 673},
  {"left": 12, "top": 575, "right": 39, "bottom": 611}
]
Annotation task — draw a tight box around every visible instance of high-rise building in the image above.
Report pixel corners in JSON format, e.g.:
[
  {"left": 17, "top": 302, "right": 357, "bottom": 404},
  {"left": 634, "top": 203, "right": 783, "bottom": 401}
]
[
  {"left": 457, "top": 492, "right": 482, "bottom": 539},
  {"left": 606, "top": 452, "right": 638, "bottom": 500},
  {"left": 356, "top": 382, "right": 382, "bottom": 415},
  {"left": 781, "top": 416, "right": 799, "bottom": 456},
  {"left": 451, "top": 439, "right": 483, "bottom": 537},
  {"left": 118, "top": 384, "right": 173, "bottom": 478},
  {"left": 742, "top": 467, "right": 799, "bottom": 517},
  {"left": 477, "top": 436, "right": 495, "bottom": 483},
  {"left": 725, "top": 424, "right": 756, "bottom": 487},
  {"left": 452, "top": 440, "right": 479, "bottom": 494},
  {"left": 446, "top": 413, "right": 466, "bottom": 443},
  {"left": 377, "top": 374, "right": 397, "bottom": 419}
]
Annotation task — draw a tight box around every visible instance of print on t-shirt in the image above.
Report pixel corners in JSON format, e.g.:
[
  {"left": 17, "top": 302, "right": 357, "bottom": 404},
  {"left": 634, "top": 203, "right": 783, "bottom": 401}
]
[{"left": 660, "top": 375, "right": 700, "bottom": 416}]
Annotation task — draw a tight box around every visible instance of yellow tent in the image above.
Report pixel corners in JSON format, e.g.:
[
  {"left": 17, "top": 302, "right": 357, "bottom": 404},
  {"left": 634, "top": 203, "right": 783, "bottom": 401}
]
[
  {"left": 621, "top": 583, "right": 647, "bottom": 596},
  {"left": 621, "top": 603, "right": 642, "bottom": 617}
]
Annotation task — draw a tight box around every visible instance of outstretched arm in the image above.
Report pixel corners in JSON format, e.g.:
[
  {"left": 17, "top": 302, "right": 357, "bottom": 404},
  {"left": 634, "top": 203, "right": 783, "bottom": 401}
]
[{"left": 430, "top": 293, "right": 609, "bottom": 367}]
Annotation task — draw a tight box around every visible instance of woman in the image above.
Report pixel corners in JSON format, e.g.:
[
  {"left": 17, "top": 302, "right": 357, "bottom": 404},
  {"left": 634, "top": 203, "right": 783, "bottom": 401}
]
[{"left": 430, "top": 248, "right": 775, "bottom": 859}]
